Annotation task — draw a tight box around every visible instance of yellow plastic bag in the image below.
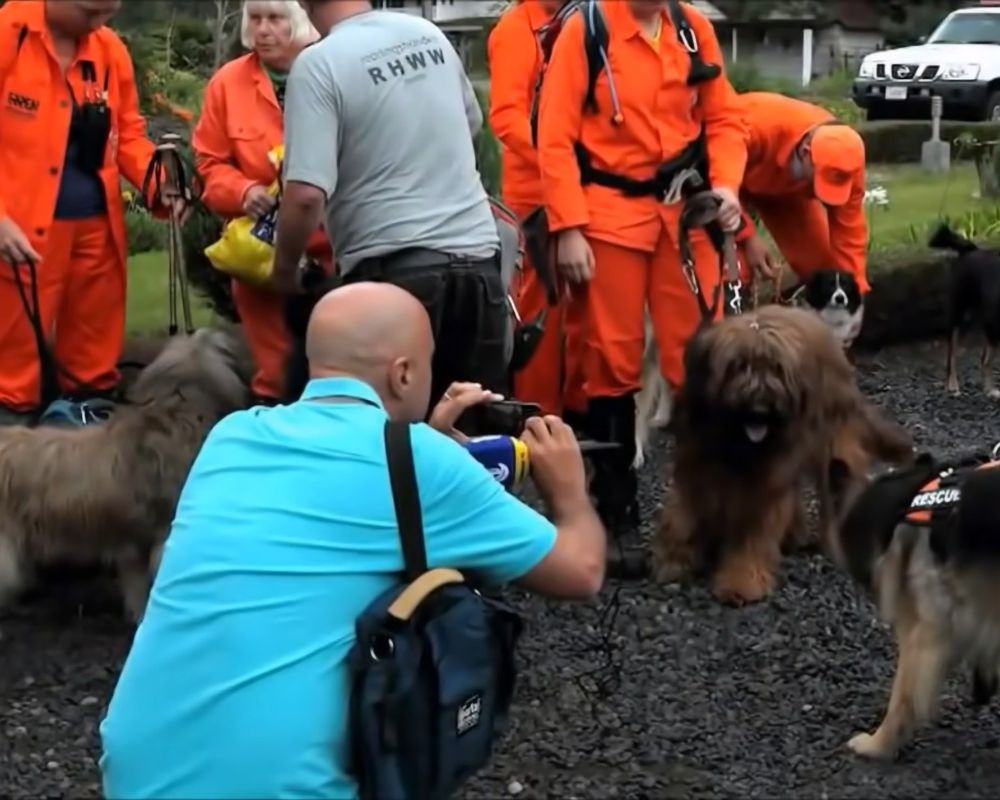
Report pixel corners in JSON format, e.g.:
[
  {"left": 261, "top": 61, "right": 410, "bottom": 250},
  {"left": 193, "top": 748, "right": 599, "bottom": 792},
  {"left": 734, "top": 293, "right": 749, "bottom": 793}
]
[{"left": 203, "top": 145, "right": 284, "bottom": 287}]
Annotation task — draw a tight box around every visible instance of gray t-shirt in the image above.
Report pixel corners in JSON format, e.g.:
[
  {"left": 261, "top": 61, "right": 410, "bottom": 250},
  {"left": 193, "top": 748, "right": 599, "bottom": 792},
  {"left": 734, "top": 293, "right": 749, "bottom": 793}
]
[{"left": 282, "top": 9, "right": 500, "bottom": 274}]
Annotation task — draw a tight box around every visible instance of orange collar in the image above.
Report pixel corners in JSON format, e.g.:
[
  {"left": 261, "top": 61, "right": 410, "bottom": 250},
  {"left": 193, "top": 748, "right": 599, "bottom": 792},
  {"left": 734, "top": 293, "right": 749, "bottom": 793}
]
[{"left": 522, "top": 0, "right": 558, "bottom": 32}]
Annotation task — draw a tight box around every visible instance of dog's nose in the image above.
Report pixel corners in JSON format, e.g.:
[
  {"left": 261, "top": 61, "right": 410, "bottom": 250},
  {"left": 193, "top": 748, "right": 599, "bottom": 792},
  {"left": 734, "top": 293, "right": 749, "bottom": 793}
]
[{"left": 831, "top": 289, "right": 847, "bottom": 307}]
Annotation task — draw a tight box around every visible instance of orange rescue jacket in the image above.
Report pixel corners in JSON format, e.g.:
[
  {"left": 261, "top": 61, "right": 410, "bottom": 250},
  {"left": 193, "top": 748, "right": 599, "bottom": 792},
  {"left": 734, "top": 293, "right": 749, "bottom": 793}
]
[
  {"left": 736, "top": 91, "right": 868, "bottom": 289},
  {"left": 536, "top": 0, "right": 747, "bottom": 252},
  {"left": 192, "top": 51, "right": 331, "bottom": 258},
  {"left": 0, "top": 0, "right": 160, "bottom": 270},
  {"left": 486, "top": 0, "right": 554, "bottom": 211}
]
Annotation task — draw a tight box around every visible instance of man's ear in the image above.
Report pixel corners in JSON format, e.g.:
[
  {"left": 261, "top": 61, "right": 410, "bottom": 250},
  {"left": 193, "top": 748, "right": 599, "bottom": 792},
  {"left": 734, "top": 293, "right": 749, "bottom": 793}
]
[{"left": 386, "top": 356, "right": 411, "bottom": 400}]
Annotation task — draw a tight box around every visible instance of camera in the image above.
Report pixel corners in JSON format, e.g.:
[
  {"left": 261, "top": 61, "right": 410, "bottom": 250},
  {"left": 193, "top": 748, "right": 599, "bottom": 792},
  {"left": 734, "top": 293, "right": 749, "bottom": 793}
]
[{"left": 454, "top": 400, "right": 542, "bottom": 439}]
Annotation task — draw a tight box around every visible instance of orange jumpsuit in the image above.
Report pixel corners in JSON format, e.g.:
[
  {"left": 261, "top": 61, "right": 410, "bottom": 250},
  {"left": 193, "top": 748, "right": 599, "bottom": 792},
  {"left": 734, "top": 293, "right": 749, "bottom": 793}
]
[
  {"left": 487, "top": 0, "right": 585, "bottom": 416},
  {"left": 537, "top": 0, "right": 747, "bottom": 396},
  {"left": 735, "top": 91, "right": 869, "bottom": 292},
  {"left": 0, "top": 1, "right": 164, "bottom": 413},
  {"left": 192, "top": 52, "right": 333, "bottom": 402}
]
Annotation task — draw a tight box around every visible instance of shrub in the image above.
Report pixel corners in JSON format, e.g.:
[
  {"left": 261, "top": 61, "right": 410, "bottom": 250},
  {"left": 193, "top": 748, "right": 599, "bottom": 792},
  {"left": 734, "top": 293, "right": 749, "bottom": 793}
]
[
  {"left": 857, "top": 120, "right": 1000, "bottom": 163},
  {"left": 803, "top": 95, "right": 865, "bottom": 126},
  {"left": 125, "top": 207, "right": 166, "bottom": 255},
  {"left": 726, "top": 61, "right": 801, "bottom": 96},
  {"left": 474, "top": 83, "right": 501, "bottom": 198}
]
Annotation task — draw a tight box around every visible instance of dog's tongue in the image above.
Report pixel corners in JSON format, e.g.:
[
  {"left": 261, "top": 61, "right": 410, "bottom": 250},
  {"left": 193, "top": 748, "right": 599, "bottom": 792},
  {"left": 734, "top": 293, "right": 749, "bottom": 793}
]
[{"left": 745, "top": 423, "right": 768, "bottom": 443}]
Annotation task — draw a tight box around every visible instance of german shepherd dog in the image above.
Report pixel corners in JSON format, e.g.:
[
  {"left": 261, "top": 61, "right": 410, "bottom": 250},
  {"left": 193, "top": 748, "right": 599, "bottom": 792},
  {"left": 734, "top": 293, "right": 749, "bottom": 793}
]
[{"left": 832, "top": 451, "right": 1000, "bottom": 759}]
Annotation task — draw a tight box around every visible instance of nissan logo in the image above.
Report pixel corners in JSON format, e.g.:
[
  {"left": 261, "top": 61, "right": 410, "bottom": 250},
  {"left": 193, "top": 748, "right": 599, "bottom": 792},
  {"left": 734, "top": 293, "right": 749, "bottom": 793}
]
[{"left": 892, "top": 65, "right": 914, "bottom": 79}]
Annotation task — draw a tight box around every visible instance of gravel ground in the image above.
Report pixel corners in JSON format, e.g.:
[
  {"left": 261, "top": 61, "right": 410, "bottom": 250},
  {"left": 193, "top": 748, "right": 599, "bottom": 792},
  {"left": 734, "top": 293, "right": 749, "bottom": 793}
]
[{"left": 4, "top": 339, "right": 1000, "bottom": 799}]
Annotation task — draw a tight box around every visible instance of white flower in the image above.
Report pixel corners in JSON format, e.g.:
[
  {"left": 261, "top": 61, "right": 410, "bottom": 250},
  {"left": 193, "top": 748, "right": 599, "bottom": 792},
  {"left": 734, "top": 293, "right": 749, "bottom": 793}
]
[{"left": 864, "top": 186, "right": 890, "bottom": 208}]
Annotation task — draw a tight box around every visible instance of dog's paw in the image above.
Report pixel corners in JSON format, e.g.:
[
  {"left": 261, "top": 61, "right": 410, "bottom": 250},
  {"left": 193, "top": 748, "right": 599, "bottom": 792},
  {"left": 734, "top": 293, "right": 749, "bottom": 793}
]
[
  {"left": 846, "top": 731, "right": 896, "bottom": 760},
  {"left": 946, "top": 380, "right": 961, "bottom": 397},
  {"left": 711, "top": 562, "right": 776, "bottom": 607},
  {"left": 987, "top": 388, "right": 1000, "bottom": 401}
]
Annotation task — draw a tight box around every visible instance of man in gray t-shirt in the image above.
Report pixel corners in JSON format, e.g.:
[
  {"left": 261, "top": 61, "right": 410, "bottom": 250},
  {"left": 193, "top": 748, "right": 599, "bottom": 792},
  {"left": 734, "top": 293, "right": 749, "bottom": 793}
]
[{"left": 272, "top": 0, "right": 509, "bottom": 405}]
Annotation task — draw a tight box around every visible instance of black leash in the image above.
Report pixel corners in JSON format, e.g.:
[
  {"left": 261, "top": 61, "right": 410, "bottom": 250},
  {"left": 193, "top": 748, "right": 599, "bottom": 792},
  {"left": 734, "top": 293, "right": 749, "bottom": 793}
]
[
  {"left": 9, "top": 256, "right": 109, "bottom": 409},
  {"left": 678, "top": 190, "right": 744, "bottom": 323}
]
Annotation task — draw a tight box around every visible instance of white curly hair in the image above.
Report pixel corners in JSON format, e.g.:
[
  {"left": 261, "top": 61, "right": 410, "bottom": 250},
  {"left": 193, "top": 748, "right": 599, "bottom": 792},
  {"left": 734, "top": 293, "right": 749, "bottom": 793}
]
[{"left": 240, "top": 0, "right": 320, "bottom": 50}]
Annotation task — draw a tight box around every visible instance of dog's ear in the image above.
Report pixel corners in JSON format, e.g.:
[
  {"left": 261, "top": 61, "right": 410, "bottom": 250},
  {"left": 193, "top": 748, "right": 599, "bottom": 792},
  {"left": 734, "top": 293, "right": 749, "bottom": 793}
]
[{"left": 681, "top": 325, "right": 714, "bottom": 406}]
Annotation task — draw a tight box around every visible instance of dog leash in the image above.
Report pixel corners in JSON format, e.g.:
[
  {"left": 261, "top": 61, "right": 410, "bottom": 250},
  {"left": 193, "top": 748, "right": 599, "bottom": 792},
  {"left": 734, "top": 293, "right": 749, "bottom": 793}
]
[
  {"left": 9, "top": 255, "right": 120, "bottom": 410},
  {"left": 142, "top": 133, "right": 195, "bottom": 336},
  {"left": 677, "top": 191, "right": 743, "bottom": 321}
]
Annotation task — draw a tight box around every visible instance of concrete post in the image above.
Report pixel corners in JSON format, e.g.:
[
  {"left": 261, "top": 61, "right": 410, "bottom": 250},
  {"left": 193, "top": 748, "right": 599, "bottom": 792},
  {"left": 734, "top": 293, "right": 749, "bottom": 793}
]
[
  {"left": 921, "top": 95, "right": 951, "bottom": 173},
  {"left": 801, "top": 28, "right": 813, "bottom": 87}
]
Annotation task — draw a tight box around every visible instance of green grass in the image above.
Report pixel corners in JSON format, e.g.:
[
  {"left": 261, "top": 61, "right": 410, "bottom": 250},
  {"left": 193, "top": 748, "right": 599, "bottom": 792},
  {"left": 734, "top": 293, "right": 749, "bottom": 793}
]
[
  {"left": 126, "top": 250, "right": 215, "bottom": 336},
  {"left": 864, "top": 162, "right": 986, "bottom": 252}
]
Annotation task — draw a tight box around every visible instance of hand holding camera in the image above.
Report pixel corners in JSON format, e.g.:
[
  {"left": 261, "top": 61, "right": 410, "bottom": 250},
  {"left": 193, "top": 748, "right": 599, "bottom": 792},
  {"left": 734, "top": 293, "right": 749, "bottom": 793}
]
[{"left": 519, "top": 415, "right": 589, "bottom": 512}]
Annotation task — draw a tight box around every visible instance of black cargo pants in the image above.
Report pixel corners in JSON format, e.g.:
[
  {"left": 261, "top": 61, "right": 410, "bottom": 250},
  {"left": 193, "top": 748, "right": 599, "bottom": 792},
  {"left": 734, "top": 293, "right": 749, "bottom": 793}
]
[{"left": 345, "top": 249, "right": 510, "bottom": 407}]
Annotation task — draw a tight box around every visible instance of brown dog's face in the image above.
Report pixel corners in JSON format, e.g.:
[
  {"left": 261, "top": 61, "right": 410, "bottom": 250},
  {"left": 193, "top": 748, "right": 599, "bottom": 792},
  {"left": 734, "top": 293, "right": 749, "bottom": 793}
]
[{"left": 681, "top": 315, "right": 808, "bottom": 459}]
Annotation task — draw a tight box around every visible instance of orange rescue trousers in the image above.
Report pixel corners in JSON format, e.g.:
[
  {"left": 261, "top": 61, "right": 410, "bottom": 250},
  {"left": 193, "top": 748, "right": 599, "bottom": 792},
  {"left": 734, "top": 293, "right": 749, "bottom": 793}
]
[
  {"left": 511, "top": 259, "right": 587, "bottom": 417},
  {"left": 0, "top": 215, "right": 124, "bottom": 412},
  {"left": 578, "top": 224, "right": 723, "bottom": 398},
  {"left": 231, "top": 279, "right": 289, "bottom": 402},
  {"left": 234, "top": 249, "right": 335, "bottom": 403}
]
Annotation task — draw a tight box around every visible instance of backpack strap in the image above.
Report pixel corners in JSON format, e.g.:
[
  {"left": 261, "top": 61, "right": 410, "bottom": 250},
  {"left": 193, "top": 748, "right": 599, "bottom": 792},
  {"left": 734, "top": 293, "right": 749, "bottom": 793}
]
[
  {"left": 384, "top": 420, "right": 429, "bottom": 583},
  {"left": 666, "top": 0, "right": 720, "bottom": 85},
  {"left": 580, "top": 0, "right": 609, "bottom": 115}
]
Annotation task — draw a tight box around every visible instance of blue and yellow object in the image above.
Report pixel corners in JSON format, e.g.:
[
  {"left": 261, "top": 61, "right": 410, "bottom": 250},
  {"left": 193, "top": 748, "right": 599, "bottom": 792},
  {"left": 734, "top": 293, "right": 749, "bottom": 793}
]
[
  {"left": 465, "top": 435, "right": 532, "bottom": 491},
  {"left": 465, "top": 434, "right": 619, "bottom": 492}
]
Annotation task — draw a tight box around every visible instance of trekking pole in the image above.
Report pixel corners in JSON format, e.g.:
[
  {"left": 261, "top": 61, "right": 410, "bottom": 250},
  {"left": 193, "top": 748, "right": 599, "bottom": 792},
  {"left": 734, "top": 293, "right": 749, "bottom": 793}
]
[{"left": 145, "top": 133, "right": 195, "bottom": 335}]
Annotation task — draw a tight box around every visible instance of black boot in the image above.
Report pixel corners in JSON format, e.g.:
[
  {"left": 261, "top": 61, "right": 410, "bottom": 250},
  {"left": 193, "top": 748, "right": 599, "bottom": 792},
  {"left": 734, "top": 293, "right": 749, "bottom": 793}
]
[
  {"left": 561, "top": 407, "right": 589, "bottom": 437},
  {"left": 585, "top": 395, "right": 648, "bottom": 580},
  {"left": 0, "top": 403, "right": 36, "bottom": 427}
]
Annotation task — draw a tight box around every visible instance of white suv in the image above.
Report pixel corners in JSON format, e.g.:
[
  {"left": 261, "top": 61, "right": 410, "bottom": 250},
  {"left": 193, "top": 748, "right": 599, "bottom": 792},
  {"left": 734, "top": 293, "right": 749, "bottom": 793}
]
[{"left": 852, "top": 4, "right": 1000, "bottom": 121}]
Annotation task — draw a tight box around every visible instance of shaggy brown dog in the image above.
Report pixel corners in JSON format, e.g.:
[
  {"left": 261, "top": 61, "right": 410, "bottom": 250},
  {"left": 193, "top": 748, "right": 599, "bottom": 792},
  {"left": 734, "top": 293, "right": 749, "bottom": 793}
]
[
  {"left": 832, "top": 452, "right": 1000, "bottom": 760},
  {"left": 0, "top": 327, "right": 253, "bottom": 623},
  {"left": 651, "top": 304, "right": 914, "bottom": 606}
]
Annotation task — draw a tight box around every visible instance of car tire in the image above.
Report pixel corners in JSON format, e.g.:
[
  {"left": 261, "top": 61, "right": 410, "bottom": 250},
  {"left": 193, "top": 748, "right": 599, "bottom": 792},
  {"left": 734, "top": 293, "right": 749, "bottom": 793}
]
[{"left": 984, "top": 91, "right": 1000, "bottom": 122}]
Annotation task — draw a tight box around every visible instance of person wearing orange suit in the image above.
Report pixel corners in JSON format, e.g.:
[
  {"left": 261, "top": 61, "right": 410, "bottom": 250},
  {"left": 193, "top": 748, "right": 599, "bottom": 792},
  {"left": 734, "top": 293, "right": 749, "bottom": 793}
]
[
  {"left": 193, "top": 0, "right": 332, "bottom": 405},
  {"left": 734, "top": 91, "right": 869, "bottom": 293},
  {"left": 537, "top": 0, "right": 746, "bottom": 571},
  {"left": 487, "top": 0, "right": 586, "bottom": 419},
  {"left": 0, "top": 0, "right": 183, "bottom": 426}
]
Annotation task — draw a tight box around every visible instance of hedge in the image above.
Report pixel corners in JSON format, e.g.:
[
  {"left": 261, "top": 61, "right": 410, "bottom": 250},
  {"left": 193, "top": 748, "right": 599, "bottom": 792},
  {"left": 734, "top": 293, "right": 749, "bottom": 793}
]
[{"left": 857, "top": 120, "right": 1000, "bottom": 164}]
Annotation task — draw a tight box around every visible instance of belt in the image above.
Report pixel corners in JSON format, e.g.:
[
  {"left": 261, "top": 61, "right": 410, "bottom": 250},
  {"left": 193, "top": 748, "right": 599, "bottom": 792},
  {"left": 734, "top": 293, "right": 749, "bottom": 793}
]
[
  {"left": 355, "top": 248, "right": 500, "bottom": 274},
  {"left": 575, "top": 131, "right": 708, "bottom": 203}
]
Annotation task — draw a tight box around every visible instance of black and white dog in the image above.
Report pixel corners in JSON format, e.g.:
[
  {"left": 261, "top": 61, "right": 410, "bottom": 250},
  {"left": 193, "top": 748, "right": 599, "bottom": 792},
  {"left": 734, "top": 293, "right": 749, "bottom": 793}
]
[{"left": 790, "top": 268, "right": 865, "bottom": 351}]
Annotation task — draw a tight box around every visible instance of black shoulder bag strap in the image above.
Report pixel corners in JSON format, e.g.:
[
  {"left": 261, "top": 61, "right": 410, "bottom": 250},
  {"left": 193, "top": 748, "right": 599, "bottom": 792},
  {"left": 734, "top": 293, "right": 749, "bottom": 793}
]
[{"left": 384, "top": 420, "right": 429, "bottom": 583}]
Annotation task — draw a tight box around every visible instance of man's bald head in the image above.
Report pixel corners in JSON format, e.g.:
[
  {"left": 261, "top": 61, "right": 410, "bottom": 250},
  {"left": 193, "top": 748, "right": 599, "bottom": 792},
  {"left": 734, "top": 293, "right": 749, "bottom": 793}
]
[{"left": 305, "top": 282, "right": 435, "bottom": 420}]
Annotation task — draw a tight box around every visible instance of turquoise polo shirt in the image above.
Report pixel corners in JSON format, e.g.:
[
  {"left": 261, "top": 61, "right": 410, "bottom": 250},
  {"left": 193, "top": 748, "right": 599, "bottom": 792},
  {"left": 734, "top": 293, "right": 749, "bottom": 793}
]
[{"left": 98, "top": 376, "right": 557, "bottom": 800}]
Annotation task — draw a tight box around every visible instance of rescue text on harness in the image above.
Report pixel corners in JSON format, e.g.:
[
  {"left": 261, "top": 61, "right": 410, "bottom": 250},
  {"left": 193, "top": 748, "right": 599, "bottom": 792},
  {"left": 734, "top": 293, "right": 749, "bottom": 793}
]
[{"left": 903, "top": 458, "right": 1000, "bottom": 527}]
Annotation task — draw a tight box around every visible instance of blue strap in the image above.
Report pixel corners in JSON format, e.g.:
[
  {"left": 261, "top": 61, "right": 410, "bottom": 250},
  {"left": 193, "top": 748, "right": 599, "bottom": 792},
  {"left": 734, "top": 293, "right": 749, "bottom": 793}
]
[{"left": 38, "top": 398, "right": 116, "bottom": 428}]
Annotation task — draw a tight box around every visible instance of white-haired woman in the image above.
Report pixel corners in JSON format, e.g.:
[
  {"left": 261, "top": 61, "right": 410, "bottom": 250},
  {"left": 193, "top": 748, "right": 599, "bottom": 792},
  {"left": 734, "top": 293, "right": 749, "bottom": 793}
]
[{"left": 193, "top": 0, "right": 333, "bottom": 405}]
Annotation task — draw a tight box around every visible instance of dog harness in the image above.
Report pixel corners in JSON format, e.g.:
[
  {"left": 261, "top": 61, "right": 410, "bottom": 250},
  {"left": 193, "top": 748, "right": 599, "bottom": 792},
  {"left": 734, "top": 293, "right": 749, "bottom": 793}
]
[{"left": 903, "top": 456, "right": 1000, "bottom": 527}]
